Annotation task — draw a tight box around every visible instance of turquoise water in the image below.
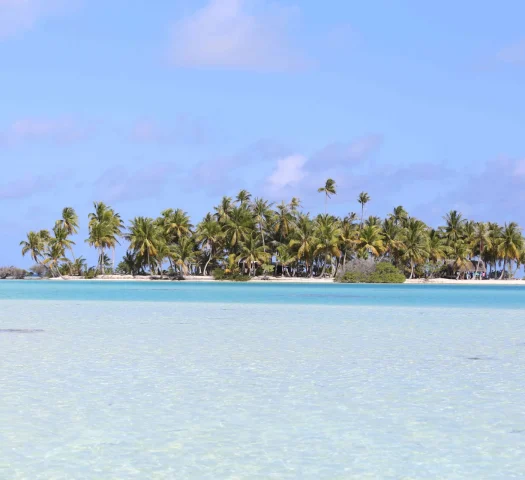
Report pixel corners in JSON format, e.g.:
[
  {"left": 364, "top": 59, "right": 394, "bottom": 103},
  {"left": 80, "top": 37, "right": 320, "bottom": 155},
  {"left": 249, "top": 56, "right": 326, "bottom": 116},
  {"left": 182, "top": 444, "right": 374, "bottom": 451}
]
[
  {"left": 1, "top": 283, "right": 525, "bottom": 478},
  {"left": 1, "top": 280, "right": 525, "bottom": 308}
]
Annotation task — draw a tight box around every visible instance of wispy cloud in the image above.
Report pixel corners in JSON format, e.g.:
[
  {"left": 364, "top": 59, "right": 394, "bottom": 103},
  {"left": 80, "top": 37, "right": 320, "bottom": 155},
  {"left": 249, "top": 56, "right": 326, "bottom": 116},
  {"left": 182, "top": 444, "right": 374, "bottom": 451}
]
[
  {"left": 94, "top": 162, "right": 178, "bottom": 203},
  {"left": 0, "top": 0, "right": 70, "bottom": 38},
  {"left": 496, "top": 39, "right": 525, "bottom": 66},
  {"left": 170, "top": 0, "right": 306, "bottom": 72},
  {"left": 308, "top": 134, "right": 383, "bottom": 169},
  {"left": 0, "top": 170, "right": 70, "bottom": 199},
  {"left": 267, "top": 154, "right": 307, "bottom": 190},
  {"left": 0, "top": 117, "right": 92, "bottom": 146},
  {"left": 130, "top": 115, "right": 213, "bottom": 145}
]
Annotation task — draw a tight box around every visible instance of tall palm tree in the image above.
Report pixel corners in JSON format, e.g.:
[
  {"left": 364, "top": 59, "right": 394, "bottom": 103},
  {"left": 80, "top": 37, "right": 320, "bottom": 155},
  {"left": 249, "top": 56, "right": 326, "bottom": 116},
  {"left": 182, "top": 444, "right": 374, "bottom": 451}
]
[
  {"left": 251, "top": 198, "right": 273, "bottom": 251},
  {"left": 196, "top": 217, "right": 223, "bottom": 275},
  {"left": 473, "top": 222, "right": 489, "bottom": 272},
  {"left": 289, "top": 214, "right": 317, "bottom": 277},
  {"left": 389, "top": 205, "right": 408, "bottom": 227},
  {"left": 401, "top": 221, "right": 428, "bottom": 279},
  {"left": 358, "top": 192, "right": 371, "bottom": 228},
  {"left": 317, "top": 178, "right": 337, "bottom": 214},
  {"left": 314, "top": 214, "right": 342, "bottom": 276},
  {"left": 498, "top": 222, "right": 523, "bottom": 279}
]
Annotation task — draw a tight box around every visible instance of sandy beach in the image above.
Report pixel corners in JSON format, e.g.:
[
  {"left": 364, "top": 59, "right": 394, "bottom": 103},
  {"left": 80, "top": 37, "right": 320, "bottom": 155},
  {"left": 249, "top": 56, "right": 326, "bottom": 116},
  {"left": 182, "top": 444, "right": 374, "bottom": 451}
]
[{"left": 45, "top": 275, "right": 525, "bottom": 285}]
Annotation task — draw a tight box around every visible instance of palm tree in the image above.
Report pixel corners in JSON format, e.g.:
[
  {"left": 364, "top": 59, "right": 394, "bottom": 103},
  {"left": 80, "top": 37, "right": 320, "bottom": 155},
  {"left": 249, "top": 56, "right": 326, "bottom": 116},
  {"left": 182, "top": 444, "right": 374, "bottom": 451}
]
[
  {"left": 401, "top": 221, "right": 428, "bottom": 279},
  {"left": 289, "top": 214, "right": 317, "bottom": 277},
  {"left": 473, "top": 222, "right": 489, "bottom": 272},
  {"left": 88, "top": 202, "right": 123, "bottom": 272},
  {"left": 317, "top": 178, "right": 337, "bottom": 214},
  {"left": 427, "top": 229, "right": 448, "bottom": 264},
  {"left": 274, "top": 201, "right": 294, "bottom": 240},
  {"left": 240, "top": 235, "right": 270, "bottom": 275},
  {"left": 251, "top": 198, "right": 273, "bottom": 251},
  {"left": 20, "top": 231, "right": 46, "bottom": 264},
  {"left": 50, "top": 224, "right": 76, "bottom": 266},
  {"left": 358, "top": 225, "right": 384, "bottom": 258},
  {"left": 172, "top": 236, "right": 196, "bottom": 275},
  {"left": 389, "top": 205, "right": 408, "bottom": 227},
  {"left": 358, "top": 192, "right": 371, "bottom": 228},
  {"left": 158, "top": 208, "right": 193, "bottom": 243},
  {"left": 224, "top": 206, "right": 254, "bottom": 249},
  {"left": 442, "top": 210, "right": 466, "bottom": 246},
  {"left": 275, "top": 244, "right": 295, "bottom": 277},
  {"left": 214, "top": 196, "right": 233, "bottom": 223},
  {"left": 498, "top": 222, "right": 523, "bottom": 279},
  {"left": 125, "top": 217, "right": 162, "bottom": 273},
  {"left": 196, "top": 217, "right": 223, "bottom": 275},
  {"left": 314, "top": 214, "right": 342, "bottom": 276},
  {"left": 236, "top": 189, "right": 252, "bottom": 206},
  {"left": 57, "top": 207, "right": 79, "bottom": 236}
]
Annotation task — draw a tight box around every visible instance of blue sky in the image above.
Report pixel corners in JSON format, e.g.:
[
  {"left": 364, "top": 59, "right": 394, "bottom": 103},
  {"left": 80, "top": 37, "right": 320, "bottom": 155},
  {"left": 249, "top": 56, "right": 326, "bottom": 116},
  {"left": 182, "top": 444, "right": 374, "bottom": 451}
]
[{"left": 2, "top": 0, "right": 525, "bottom": 267}]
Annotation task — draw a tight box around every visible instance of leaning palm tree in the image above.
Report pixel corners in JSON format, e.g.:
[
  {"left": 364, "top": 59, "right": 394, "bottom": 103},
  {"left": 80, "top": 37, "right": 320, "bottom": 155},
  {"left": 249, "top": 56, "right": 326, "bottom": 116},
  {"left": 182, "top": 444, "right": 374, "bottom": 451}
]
[
  {"left": 20, "top": 231, "right": 46, "bottom": 265},
  {"left": 317, "top": 178, "right": 337, "bottom": 214},
  {"left": 195, "top": 217, "right": 223, "bottom": 275},
  {"left": 358, "top": 192, "right": 371, "bottom": 228},
  {"left": 50, "top": 224, "right": 76, "bottom": 263}
]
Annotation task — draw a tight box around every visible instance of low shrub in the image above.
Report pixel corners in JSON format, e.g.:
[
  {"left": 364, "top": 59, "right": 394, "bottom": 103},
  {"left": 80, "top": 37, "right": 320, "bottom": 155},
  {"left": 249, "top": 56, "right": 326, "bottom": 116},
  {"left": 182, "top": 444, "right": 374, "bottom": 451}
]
[
  {"left": 336, "top": 261, "right": 405, "bottom": 284},
  {"left": 212, "top": 268, "right": 250, "bottom": 282},
  {"left": 30, "top": 264, "right": 50, "bottom": 277},
  {"left": 83, "top": 267, "right": 99, "bottom": 279},
  {"left": 0, "top": 266, "right": 27, "bottom": 279}
]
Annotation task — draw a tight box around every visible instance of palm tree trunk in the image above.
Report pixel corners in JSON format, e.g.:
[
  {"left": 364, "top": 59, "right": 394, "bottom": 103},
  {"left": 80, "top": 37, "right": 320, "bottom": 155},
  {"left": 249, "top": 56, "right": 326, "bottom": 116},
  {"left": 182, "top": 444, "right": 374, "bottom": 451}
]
[
  {"left": 499, "top": 258, "right": 506, "bottom": 280},
  {"left": 204, "top": 253, "right": 212, "bottom": 276},
  {"left": 410, "top": 261, "right": 414, "bottom": 279}
]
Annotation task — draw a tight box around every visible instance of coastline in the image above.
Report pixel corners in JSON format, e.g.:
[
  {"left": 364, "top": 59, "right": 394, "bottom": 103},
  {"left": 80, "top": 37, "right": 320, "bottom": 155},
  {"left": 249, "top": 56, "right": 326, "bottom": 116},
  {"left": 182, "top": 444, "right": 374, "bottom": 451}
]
[{"left": 40, "top": 275, "right": 525, "bottom": 285}]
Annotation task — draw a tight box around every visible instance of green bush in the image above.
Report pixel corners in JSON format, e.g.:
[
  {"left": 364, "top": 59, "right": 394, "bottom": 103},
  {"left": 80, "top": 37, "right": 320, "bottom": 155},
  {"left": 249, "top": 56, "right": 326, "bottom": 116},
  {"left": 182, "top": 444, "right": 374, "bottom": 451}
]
[
  {"left": 83, "top": 267, "right": 99, "bottom": 279},
  {"left": 336, "top": 262, "right": 405, "bottom": 284},
  {"left": 212, "top": 268, "right": 251, "bottom": 282}
]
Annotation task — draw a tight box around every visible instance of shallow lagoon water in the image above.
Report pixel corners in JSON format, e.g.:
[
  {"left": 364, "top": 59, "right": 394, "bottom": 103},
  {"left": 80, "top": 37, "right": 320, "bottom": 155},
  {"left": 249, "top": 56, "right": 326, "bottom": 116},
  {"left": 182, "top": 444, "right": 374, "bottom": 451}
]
[{"left": 1, "top": 283, "right": 525, "bottom": 478}]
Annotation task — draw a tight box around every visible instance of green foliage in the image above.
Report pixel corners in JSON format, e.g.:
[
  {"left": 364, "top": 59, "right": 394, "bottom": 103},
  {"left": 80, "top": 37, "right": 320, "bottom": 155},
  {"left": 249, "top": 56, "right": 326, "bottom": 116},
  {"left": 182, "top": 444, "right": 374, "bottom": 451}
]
[
  {"left": 212, "top": 268, "right": 251, "bottom": 282},
  {"left": 83, "top": 267, "right": 99, "bottom": 279},
  {"left": 336, "top": 262, "right": 405, "bottom": 284}
]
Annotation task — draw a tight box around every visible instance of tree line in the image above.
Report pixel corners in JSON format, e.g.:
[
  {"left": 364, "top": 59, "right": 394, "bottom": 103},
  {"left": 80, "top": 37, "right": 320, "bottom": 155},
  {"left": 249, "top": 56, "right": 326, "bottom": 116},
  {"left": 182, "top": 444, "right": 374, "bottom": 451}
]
[{"left": 19, "top": 179, "right": 525, "bottom": 280}]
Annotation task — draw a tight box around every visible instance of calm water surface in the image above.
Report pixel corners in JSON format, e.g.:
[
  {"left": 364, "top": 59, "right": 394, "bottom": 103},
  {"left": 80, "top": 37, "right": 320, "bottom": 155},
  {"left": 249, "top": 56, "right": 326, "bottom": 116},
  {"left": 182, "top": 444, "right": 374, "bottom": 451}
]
[{"left": 1, "top": 282, "right": 525, "bottom": 478}]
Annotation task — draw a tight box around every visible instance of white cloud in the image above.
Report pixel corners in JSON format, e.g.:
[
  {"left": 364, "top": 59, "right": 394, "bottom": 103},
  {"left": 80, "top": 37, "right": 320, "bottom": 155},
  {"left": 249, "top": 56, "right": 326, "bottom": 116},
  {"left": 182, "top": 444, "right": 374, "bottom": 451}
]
[
  {"left": 0, "top": 117, "right": 91, "bottom": 145},
  {"left": 267, "top": 154, "right": 307, "bottom": 190},
  {"left": 497, "top": 39, "right": 525, "bottom": 65},
  {"left": 0, "top": 0, "right": 66, "bottom": 37},
  {"left": 170, "top": 0, "right": 305, "bottom": 72}
]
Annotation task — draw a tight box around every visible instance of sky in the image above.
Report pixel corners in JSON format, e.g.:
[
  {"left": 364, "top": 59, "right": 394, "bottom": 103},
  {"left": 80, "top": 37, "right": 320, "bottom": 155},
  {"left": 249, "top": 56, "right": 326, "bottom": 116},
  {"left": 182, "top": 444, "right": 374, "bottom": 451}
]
[{"left": 1, "top": 0, "right": 525, "bottom": 267}]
